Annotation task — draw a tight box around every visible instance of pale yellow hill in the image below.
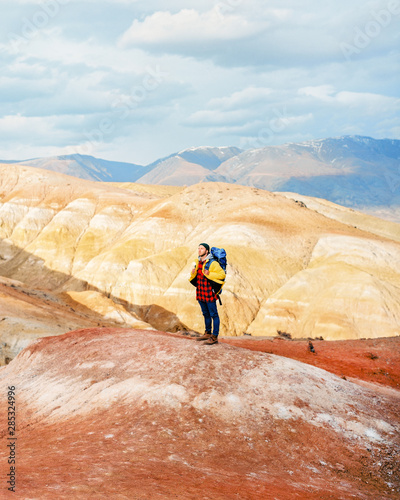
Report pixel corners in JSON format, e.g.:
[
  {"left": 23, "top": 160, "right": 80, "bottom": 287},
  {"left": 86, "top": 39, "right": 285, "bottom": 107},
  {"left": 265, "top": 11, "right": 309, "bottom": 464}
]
[
  {"left": 107, "top": 182, "right": 183, "bottom": 198},
  {"left": 0, "top": 164, "right": 399, "bottom": 352},
  {"left": 248, "top": 235, "right": 400, "bottom": 339},
  {"left": 279, "top": 192, "right": 400, "bottom": 243}
]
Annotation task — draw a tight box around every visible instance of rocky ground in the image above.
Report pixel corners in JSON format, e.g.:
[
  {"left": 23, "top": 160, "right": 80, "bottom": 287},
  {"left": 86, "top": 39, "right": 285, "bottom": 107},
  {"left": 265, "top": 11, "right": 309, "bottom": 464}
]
[{"left": 0, "top": 328, "right": 399, "bottom": 499}]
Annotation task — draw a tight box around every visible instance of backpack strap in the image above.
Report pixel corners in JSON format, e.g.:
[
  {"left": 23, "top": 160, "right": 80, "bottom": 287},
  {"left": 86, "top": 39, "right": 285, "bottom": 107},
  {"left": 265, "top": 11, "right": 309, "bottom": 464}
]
[
  {"left": 204, "top": 257, "right": 224, "bottom": 305},
  {"left": 204, "top": 257, "right": 215, "bottom": 272}
]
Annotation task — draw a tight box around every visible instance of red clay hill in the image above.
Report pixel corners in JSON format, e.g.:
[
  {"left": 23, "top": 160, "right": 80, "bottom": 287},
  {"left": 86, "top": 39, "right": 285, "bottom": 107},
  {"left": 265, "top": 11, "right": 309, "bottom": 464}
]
[
  {"left": 223, "top": 335, "right": 400, "bottom": 391},
  {"left": 0, "top": 327, "right": 399, "bottom": 499}
]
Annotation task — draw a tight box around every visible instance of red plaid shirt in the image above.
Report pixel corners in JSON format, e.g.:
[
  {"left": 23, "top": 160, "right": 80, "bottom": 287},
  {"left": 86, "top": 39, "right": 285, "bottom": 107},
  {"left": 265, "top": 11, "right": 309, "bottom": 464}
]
[{"left": 196, "top": 260, "right": 217, "bottom": 302}]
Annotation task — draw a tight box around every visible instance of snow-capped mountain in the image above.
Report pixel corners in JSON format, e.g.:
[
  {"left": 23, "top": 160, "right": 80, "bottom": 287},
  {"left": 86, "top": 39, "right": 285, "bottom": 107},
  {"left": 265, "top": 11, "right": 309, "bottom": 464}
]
[
  {"left": 2, "top": 137, "right": 400, "bottom": 220},
  {"left": 138, "top": 146, "right": 243, "bottom": 185},
  {"left": 213, "top": 136, "right": 400, "bottom": 215}
]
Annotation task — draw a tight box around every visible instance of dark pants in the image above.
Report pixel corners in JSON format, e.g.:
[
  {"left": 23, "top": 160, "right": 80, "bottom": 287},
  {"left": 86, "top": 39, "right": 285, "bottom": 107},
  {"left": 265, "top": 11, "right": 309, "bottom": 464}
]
[{"left": 198, "top": 300, "right": 220, "bottom": 337}]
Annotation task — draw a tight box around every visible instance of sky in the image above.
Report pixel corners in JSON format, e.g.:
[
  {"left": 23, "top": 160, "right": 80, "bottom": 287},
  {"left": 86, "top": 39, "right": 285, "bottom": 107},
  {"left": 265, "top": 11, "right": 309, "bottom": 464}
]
[{"left": 0, "top": 0, "right": 399, "bottom": 165}]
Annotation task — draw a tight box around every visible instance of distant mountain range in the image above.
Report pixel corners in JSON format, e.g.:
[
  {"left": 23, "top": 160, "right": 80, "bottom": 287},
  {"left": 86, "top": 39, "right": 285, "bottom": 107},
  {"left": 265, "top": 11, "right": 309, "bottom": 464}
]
[
  {"left": 0, "top": 155, "right": 147, "bottom": 182},
  {"left": 2, "top": 136, "right": 400, "bottom": 220}
]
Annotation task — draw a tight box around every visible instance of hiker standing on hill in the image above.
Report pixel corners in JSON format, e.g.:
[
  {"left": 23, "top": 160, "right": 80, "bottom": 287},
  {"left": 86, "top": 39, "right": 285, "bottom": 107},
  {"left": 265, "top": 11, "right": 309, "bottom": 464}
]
[{"left": 189, "top": 243, "right": 226, "bottom": 345}]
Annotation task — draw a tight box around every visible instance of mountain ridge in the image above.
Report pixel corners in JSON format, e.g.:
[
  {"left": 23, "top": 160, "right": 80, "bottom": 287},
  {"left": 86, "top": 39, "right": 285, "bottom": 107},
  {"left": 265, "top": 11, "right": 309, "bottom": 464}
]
[{"left": 2, "top": 136, "right": 399, "bottom": 220}]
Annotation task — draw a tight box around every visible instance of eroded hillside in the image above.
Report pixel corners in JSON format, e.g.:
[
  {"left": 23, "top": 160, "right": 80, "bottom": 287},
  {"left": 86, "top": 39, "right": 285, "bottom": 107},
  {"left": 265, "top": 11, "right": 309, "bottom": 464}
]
[{"left": 0, "top": 164, "right": 399, "bottom": 363}]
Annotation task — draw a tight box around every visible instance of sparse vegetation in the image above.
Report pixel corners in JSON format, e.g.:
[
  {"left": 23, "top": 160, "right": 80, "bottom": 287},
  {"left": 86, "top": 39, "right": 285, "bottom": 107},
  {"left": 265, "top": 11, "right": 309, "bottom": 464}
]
[{"left": 277, "top": 330, "right": 292, "bottom": 340}]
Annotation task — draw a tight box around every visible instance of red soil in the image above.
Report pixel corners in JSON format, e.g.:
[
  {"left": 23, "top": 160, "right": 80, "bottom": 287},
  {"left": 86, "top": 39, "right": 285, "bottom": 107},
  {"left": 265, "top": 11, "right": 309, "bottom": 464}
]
[
  {"left": 222, "top": 336, "right": 400, "bottom": 391},
  {"left": 0, "top": 329, "right": 399, "bottom": 500}
]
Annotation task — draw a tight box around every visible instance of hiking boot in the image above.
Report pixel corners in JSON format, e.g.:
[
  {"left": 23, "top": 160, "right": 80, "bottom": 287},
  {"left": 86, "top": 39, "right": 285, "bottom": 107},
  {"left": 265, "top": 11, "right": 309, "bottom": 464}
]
[
  {"left": 196, "top": 332, "right": 212, "bottom": 341},
  {"left": 203, "top": 335, "right": 218, "bottom": 345}
]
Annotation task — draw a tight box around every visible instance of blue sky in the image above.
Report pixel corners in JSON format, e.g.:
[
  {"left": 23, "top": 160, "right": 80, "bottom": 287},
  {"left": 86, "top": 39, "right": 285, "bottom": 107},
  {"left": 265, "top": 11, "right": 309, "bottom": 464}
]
[{"left": 0, "top": 0, "right": 399, "bottom": 164}]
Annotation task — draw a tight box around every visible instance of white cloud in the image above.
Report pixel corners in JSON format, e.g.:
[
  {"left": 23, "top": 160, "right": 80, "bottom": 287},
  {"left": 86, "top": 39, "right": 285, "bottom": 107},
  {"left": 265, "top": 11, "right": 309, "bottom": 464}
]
[
  {"left": 0, "top": 114, "right": 77, "bottom": 152},
  {"left": 183, "top": 87, "right": 274, "bottom": 128},
  {"left": 116, "top": 1, "right": 399, "bottom": 70},
  {"left": 0, "top": 0, "right": 398, "bottom": 163},
  {"left": 336, "top": 91, "right": 399, "bottom": 109},
  {"left": 208, "top": 87, "right": 274, "bottom": 111},
  {"left": 184, "top": 85, "right": 315, "bottom": 146},
  {"left": 119, "top": 8, "right": 262, "bottom": 48},
  {"left": 299, "top": 86, "right": 400, "bottom": 114},
  {"left": 185, "top": 109, "right": 257, "bottom": 127},
  {"left": 0, "top": 0, "right": 137, "bottom": 3},
  {"left": 298, "top": 85, "right": 336, "bottom": 102}
]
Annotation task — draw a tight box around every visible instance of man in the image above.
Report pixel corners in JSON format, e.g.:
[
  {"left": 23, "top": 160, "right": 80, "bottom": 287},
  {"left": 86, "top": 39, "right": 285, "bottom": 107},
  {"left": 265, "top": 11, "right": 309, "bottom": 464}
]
[{"left": 189, "top": 243, "right": 226, "bottom": 345}]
